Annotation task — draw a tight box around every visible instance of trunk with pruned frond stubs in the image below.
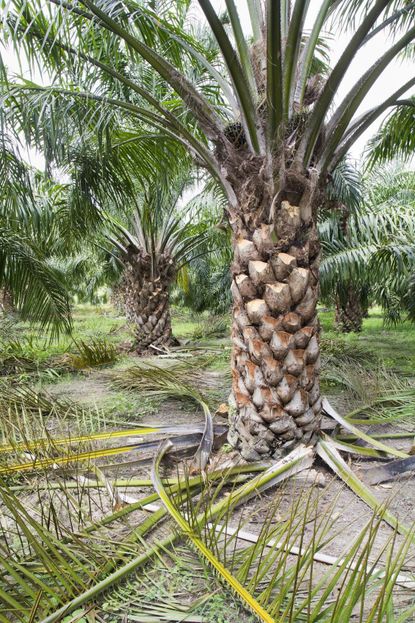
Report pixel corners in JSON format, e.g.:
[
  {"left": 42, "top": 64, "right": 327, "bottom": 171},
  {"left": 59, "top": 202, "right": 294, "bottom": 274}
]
[
  {"left": 120, "top": 246, "right": 177, "bottom": 353},
  {"left": 0, "top": 288, "right": 14, "bottom": 315},
  {"left": 335, "top": 287, "right": 365, "bottom": 333},
  {"left": 225, "top": 163, "right": 322, "bottom": 461}
]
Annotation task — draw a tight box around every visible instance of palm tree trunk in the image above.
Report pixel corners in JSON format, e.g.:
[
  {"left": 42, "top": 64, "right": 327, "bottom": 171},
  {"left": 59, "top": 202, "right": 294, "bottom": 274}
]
[
  {"left": 121, "top": 248, "right": 176, "bottom": 353},
  {"left": 335, "top": 286, "right": 364, "bottom": 333},
  {"left": 110, "top": 283, "right": 126, "bottom": 315},
  {"left": 228, "top": 199, "right": 322, "bottom": 461},
  {"left": 0, "top": 288, "right": 14, "bottom": 314}
]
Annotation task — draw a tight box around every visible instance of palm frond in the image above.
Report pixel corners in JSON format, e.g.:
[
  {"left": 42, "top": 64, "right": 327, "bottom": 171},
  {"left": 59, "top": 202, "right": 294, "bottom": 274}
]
[
  {"left": 66, "top": 337, "right": 118, "bottom": 369},
  {"left": 0, "top": 227, "right": 72, "bottom": 336},
  {"left": 366, "top": 99, "right": 415, "bottom": 166}
]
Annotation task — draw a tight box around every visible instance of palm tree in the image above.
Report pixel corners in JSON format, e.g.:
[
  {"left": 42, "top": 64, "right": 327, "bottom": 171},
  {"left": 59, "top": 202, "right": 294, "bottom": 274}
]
[
  {"left": 106, "top": 179, "right": 211, "bottom": 352},
  {"left": 320, "top": 159, "right": 366, "bottom": 333},
  {"left": 320, "top": 164, "right": 415, "bottom": 326},
  {"left": 2, "top": 0, "right": 415, "bottom": 459}
]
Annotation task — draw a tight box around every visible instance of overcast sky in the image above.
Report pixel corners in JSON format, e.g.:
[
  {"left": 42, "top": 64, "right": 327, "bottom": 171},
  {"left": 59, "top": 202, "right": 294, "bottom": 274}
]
[
  {"left": 5, "top": 0, "right": 414, "bottom": 168},
  {"left": 193, "top": 0, "right": 414, "bottom": 163}
]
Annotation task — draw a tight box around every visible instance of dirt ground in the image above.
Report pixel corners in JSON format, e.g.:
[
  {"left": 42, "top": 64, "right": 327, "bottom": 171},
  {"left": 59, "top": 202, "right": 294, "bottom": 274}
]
[{"left": 33, "top": 363, "right": 415, "bottom": 619}]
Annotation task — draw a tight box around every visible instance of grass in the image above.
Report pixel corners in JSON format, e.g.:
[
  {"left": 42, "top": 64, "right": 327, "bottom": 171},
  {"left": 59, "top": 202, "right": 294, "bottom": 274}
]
[
  {"left": 3, "top": 304, "right": 415, "bottom": 425},
  {"left": 171, "top": 306, "right": 200, "bottom": 338},
  {"left": 0, "top": 306, "right": 150, "bottom": 425},
  {"left": 319, "top": 307, "right": 415, "bottom": 375},
  {"left": 0, "top": 304, "right": 232, "bottom": 428}
]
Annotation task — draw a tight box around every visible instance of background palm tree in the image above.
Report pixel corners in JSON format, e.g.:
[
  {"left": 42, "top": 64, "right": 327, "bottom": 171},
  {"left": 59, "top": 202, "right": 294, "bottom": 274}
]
[
  {"left": 106, "top": 177, "right": 213, "bottom": 352},
  {"left": 320, "top": 159, "right": 366, "bottom": 333},
  {"left": 320, "top": 164, "right": 415, "bottom": 327},
  {"left": 2, "top": 0, "right": 415, "bottom": 459}
]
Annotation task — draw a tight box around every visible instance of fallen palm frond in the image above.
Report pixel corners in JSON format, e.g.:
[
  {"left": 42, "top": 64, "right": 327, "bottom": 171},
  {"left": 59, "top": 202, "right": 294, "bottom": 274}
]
[
  {"left": 103, "top": 578, "right": 213, "bottom": 622},
  {"left": 363, "top": 455, "right": 415, "bottom": 485},
  {"left": 28, "top": 445, "right": 310, "bottom": 623},
  {"left": 0, "top": 368, "right": 223, "bottom": 476},
  {"left": 321, "top": 363, "right": 415, "bottom": 428},
  {"left": 109, "top": 355, "right": 213, "bottom": 392},
  {"left": 0, "top": 422, "right": 214, "bottom": 455},
  {"left": 316, "top": 436, "right": 411, "bottom": 536},
  {"left": 0, "top": 384, "right": 104, "bottom": 437},
  {"left": 0, "top": 383, "right": 74, "bottom": 414},
  {"left": 0, "top": 461, "right": 229, "bottom": 619},
  {"left": 103, "top": 583, "right": 212, "bottom": 623},
  {"left": 210, "top": 524, "right": 415, "bottom": 590},
  {"left": 111, "top": 361, "right": 215, "bottom": 470},
  {"left": 323, "top": 398, "right": 409, "bottom": 459},
  {"left": 152, "top": 442, "right": 415, "bottom": 622},
  {"left": 0, "top": 483, "right": 111, "bottom": 621},
  {"left": 153, "top": 441, "right": 277, "bottom": 623},
  {"left": 0, "top": 332, "right": 71, "bottom": 378},
  {"left": 80, "top": 464, "right": 266, "bottom": 541},
  {"left": 344, "top": 386, "right": 415, "bottom": 425},
  {"left": 0, "top": 427, "right": 227, "bottom": 477},
  {"left": 9, "top": 463, "right": 264, "bottom": 494},
  {"left": 1, "top": 436, "right": 415, "bottom": 623},
  {"left": 337, "top": 431, "right": 415, "bottom": 441},
  {"left": 0, "top": 335, "right": 45, "bottom": 375},
  {"left": 325, "top": 436, "right": 389, "bottom": 459},
  {"left": 65, "top": 337, "right": 118, "bottom": 369},
  {"left": 321, "top": 363, "right": 387, "bottom": 398}
]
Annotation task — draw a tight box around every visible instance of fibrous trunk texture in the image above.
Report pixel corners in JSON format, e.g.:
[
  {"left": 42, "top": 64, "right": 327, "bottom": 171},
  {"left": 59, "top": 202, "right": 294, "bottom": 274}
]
[
  {"left": 120, "top": 247, "right": 176, "bottom": 353},
  {"left": 335, "top": 287, "right": 364, "bottom": 333},
  {"left": 226, "top": 170, "right": 322, "bottom": 461},
  {"left": 110, "top": 283, "right": 126, "bottom": 315},
  {"left": 0, "top": 288, "right": 14, "bottom": 314}
]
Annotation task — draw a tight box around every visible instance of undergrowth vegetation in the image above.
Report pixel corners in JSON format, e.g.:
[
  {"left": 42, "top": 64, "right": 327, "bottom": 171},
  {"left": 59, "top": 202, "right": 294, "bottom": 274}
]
[
  {"left": 66, "top": 337, "right": 119, "bottom": 369},
  {"left": 1, "top": 304, "right": 415, "bottom": 621}
]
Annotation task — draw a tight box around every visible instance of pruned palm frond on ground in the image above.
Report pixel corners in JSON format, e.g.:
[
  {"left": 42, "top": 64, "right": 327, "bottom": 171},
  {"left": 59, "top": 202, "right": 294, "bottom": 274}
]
[
  {"left": 0, "top": 314, "right": 415, "bottom": 621},
  {"left": 0, "top": 436, "right": 414, "bottom": 623}
]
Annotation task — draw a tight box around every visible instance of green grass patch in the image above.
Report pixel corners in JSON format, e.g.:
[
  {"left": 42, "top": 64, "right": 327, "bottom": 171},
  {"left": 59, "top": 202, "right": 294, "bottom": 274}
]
[{"left": 319, "top": 307, "right": 415, "bottom": 375}]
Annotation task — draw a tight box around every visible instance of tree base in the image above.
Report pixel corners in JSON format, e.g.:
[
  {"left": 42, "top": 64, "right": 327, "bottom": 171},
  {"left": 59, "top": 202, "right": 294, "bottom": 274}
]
[
  {"left": 227, "top": 399, "right": 322, "bottom": 462},
  {"left": 134, "top": 334, "right": 180, "bottom": 355}
]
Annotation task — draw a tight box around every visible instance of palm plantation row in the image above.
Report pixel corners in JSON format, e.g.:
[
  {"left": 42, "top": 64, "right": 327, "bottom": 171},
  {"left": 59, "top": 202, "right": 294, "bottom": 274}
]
[
  {"left": 3, "top": 148, "right": 415, "bottom": 338},
  {"left": 2, "top": 0, "right": 415, "bottom": 457},
  {"left": 1, "top": 1, "right": 415, "bottom": 621}
]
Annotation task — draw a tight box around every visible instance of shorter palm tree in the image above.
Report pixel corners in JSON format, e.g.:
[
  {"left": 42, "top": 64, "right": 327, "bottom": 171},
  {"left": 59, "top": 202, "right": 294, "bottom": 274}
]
[{"left": 107, "top": 182, "right": 211, "bottom": 352}]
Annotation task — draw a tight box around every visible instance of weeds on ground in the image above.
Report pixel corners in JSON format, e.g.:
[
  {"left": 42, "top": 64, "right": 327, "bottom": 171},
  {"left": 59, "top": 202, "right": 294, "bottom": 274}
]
[{"left": 65, "top": 338, "right": 119, "bottom": 369}]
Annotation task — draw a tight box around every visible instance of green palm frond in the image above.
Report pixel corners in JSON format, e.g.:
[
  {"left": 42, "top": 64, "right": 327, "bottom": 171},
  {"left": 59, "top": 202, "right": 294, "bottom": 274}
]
[
  {"left": 3, "top": 0, "right": 413, "bottom": 185},
  {"left": 366, "top": 98, "right": 415, "bottom": 166},
  {"left": 320, "top": 165, "right": 415, "bottom": 320},
  {"left": 0, "top": 227, "right": 71, "bottom": 335},
  {"left": 326, "top": 158, "right": 363, "bottom": 213}
]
